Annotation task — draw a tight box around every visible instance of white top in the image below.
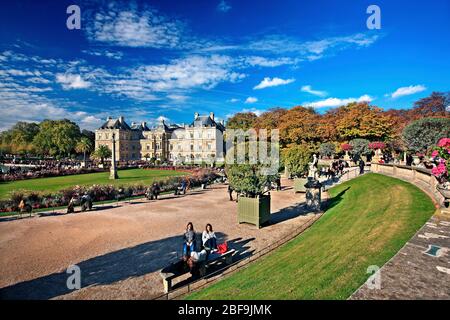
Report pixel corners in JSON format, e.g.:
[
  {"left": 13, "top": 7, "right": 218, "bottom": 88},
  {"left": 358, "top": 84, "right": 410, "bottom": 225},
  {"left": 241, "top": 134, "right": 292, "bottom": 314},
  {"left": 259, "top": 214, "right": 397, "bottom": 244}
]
[
  {"left": 190, "top": 249, "right": 207, "bottom": 262},
  {"left": 202, "top": 231, "right": 216, "bottom": 245}
]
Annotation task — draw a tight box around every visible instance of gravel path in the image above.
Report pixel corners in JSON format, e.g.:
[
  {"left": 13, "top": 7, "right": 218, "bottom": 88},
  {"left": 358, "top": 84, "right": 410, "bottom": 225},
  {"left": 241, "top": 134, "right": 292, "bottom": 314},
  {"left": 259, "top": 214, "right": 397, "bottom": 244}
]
[{"left": 0, "top": 179, "right": 319, "bottom": 300}]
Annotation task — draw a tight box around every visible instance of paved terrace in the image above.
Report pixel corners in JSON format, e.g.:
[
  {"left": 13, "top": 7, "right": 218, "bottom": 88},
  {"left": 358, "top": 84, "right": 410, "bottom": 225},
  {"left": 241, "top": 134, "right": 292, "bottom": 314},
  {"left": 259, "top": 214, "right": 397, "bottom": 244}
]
[
  {"left": 0, "top": 179, "right": 321, "bottom": 300},
  {"left": 351, "top": 214, "right": 450, "bottom": 300}
]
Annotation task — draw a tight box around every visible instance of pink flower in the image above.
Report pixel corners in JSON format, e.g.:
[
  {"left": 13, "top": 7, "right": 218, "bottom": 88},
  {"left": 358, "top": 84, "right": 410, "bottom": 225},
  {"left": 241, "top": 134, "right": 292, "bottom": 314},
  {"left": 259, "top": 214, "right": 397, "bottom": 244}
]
[
  {"left": 431, "top": 150, "right": 439, "bottom": 157},
  {"left": 437, "top": 138, "right": 450, "bottom": 148}
]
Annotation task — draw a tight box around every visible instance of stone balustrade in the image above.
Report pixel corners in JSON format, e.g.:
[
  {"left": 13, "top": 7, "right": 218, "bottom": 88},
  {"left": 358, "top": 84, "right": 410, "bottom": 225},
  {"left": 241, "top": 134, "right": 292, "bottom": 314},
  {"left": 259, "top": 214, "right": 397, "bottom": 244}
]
[{"left": 371, "top": 163, "right": 446, "bottom": 209}]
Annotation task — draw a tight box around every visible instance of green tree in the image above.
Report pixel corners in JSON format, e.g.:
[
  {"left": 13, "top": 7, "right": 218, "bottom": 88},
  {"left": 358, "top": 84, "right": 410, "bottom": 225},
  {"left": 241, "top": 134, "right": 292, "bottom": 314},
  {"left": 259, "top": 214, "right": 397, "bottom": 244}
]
[
  {"left": 92, "top": 145, "right": 112, "bottom": 165},
  {"left": 349, "top": 139, "right": 371, "bottom": 158},
  {"left": 402, "top": 117, "right": 450, "bottom": 153},
  {"left": 33, "top": 119, "right": 81, "bottom": 157},
  {"left": 227, "top": 112, "right": 258, "bottom": 130},
  {"left": 75, "top": 137, "right": 94, "bottom": 163},
  {"left": 282, "top": 144, "right": 315, "bottom": 177},
  {"left": 319, "top": 142, "right": 336, "bottom": 158},
  {"left": 226, "top": 164, "right": 277, "bottom": 198}
]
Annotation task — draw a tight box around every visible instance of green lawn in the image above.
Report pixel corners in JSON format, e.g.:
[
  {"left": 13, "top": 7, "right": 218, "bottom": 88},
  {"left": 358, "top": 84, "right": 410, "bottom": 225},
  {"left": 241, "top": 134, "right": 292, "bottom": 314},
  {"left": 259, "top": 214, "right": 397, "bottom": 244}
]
[
  {"left": 0, "top": 168, "right": 187, "bottom": 200},
  {"left": 186, "top": 173, "right": 435, "bottom": 300}
]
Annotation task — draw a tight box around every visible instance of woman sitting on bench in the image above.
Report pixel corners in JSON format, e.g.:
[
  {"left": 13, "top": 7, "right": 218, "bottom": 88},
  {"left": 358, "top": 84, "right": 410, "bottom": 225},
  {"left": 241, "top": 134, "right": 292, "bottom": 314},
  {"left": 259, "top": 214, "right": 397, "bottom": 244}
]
[
  {"left": 202, "top": 223, "right": 217, "bottom": 251},
  {"left": 183, "top": 222, "right": 197, "bottom": 256}
]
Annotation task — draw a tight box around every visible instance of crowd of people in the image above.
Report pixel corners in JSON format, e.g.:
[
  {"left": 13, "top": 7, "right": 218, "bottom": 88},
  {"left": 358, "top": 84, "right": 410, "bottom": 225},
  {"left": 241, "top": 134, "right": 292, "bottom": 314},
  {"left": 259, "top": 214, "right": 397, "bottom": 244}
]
[{"left": 320, "top": 159, "right": 350, "bottom": 179}]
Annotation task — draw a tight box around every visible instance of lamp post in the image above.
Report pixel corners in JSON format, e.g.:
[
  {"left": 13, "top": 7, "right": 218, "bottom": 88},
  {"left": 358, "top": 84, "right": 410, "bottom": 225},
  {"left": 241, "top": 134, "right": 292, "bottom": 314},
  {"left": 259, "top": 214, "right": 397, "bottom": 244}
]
[{"left": 110, "top": 132, "right": 119, "bottom": 180}]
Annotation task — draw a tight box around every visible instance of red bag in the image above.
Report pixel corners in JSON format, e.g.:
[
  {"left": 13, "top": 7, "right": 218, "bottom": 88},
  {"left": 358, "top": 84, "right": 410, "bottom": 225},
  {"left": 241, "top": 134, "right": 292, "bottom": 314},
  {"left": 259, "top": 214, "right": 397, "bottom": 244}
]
[{"left": 217, "top": 242, "right": 228, "bottom": 254}]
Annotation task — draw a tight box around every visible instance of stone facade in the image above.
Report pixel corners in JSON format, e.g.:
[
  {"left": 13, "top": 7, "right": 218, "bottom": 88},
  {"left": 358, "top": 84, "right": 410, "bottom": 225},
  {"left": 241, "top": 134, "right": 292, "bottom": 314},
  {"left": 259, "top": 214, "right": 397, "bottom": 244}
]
[{"left": 95, "top": 112, "right": 225, "bottom": 163}]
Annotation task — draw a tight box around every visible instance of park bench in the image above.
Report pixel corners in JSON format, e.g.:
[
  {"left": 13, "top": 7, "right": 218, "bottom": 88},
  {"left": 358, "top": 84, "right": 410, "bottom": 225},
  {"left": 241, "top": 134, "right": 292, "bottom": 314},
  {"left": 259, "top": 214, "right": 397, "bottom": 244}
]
[{"left": 159, "top": 249, "right": 235, "bottom": 293}]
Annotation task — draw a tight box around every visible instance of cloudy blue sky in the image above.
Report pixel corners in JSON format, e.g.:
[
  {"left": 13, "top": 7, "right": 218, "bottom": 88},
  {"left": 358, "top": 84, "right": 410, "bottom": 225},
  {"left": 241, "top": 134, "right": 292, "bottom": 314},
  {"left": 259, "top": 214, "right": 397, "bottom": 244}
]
[{"left": 0, "top": 0, "right": 449, "bottom": 131}]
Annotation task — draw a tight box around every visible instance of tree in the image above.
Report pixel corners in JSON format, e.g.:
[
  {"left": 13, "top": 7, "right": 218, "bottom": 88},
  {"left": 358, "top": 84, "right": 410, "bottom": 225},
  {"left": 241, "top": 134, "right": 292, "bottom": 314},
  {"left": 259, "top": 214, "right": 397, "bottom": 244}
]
[
  {"left": 319, "top": 142, "right": 336, "bottom": 158},
  {"left": 282, "top": 144, "right": 315, "bottom": 177},
  {"left": 254, "top": 108, "right": 288, "bottom": 131},
  {"left": 278, "top": 106, "right": 321, "bottom": 147},
  {"left": 92, "top": 145, "right": 112, "bottom": 165},
  {"left": 349, "top": 139, "right": 371, "bottom": 159},
  {"left": 75, "top": 137, "right": 93, "bottom": 163},
  {"left": 411, "top": 91, "right": 449, "bottom": 119},
  {"left": 332, "top": 102, "right": 395, "bottom": 141},
  {"left": 226, "top": 112, "right": 258, "bottom": 130},
  {"left": 402, "top": 117, "right": 450, "bottom": 153},
  {"left": 226, "top": 164, "right": 277, "bottom": 198},
  {"left": 33, "top": 119, "right": 81, "bottom": 157}
]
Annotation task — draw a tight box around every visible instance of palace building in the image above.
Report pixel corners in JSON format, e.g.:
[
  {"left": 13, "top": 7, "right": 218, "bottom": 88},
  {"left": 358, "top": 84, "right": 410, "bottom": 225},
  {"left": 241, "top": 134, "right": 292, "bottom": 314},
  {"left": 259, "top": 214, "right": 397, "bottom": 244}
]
[{"left": 95, "top": 112, "right": 225, "bottom": 163}]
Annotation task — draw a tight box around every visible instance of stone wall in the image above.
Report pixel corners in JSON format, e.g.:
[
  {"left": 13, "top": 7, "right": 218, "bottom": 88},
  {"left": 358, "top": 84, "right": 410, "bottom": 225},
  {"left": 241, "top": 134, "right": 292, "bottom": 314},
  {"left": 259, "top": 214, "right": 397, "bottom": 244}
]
[{"left": 371, "top": 163, "right": 446, "bottom": 209}]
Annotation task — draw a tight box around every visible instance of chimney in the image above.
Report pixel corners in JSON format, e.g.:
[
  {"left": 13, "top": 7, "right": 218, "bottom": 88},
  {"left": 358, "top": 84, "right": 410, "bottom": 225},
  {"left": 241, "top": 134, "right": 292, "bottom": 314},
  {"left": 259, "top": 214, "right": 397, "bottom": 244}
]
[
  {"left": 118, "top": 116, "right": 124, "bottom": 123},
  {"left": 210, "top": 112, "right": 214, "bottom": 120},
  {"left": 194, "top": 112, "right": 199, "bottom": 120},
  {"left": 107, "top": 116, "right": 112, "bottom": 121},
  {"left": 141, "top": 121, "right": 147, "bottom": 128}
]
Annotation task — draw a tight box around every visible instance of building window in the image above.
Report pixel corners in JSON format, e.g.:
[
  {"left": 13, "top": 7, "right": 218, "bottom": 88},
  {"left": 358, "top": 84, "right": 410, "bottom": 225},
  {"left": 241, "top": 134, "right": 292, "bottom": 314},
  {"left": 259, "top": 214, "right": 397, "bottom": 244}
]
[
  {"left": 146, "top": 144, "right": 150, "bottom": 151},
  {"left": 190, "top": 144, "right": 194, "bottom": 151},
  {"left": 207, "top": 143, "right": 211, "bottom": 150}
]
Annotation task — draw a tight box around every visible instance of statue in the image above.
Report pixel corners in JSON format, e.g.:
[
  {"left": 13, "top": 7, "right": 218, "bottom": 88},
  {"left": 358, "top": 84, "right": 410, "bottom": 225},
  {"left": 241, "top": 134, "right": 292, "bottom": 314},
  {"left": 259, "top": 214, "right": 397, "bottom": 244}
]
[{"left": 308, "top": 153, "right": 319, "bottom": 180}]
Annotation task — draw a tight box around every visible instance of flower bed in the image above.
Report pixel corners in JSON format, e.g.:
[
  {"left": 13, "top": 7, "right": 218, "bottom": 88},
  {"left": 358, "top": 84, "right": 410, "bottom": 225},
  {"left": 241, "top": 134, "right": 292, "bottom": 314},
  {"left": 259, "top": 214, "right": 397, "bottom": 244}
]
[{"left": 0, "top": 168, "right": 220, "bottom": 213}]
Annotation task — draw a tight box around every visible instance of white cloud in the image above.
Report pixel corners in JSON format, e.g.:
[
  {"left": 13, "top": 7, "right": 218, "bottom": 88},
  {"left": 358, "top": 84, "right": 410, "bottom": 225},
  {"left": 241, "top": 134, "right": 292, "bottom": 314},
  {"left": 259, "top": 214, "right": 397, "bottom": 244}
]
[
  {"left": 253, "top": 77, "right": 295, "bottom": 90},
  {"left": 304, "top": 95, "right": 373, "bottom": 108},
  {"left": 390, "top": 85, "right": 426, "bottom": 99},
  {"left": 228, "top": 98, "right": 240, "bottom": 103},
  {"left": 245, "top": 96, "right": 258, "bottom": 104},
  {"left": 27, "top": 77, "right": 51, "bottom": 84},
  {"left": 217, "top": 0, "right": 232, "bottom": 13},
  {"left": 82, "top": 49, "right": 123, "bottom": 60},
  {"left": 245, "top": 33, "right": 379, "bottom": 56},
  {"left": 86, "top": 3, "right": 185, "bottom": 48},
  {"left": 242, "top": 56, "right": 299, "bottom": 67},
  {"left": 301, "top": 85, "right": 327, "bottom": 97},
  {"left": 167, "top": 94, "right": 188, "bottom": 102},
  {"left": 56, "top": 73, "right": 92, "bottom": 90}
]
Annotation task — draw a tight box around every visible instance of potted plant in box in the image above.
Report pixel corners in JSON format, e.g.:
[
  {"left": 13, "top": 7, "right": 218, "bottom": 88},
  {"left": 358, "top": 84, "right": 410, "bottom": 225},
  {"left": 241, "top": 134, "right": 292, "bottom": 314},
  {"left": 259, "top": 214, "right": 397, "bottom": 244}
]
[
  {"left": 282, "top": 144, "right": 314, "bottom": 193},
  {"left": 227, "top": 164, "right": 277, "bottom": 228}
]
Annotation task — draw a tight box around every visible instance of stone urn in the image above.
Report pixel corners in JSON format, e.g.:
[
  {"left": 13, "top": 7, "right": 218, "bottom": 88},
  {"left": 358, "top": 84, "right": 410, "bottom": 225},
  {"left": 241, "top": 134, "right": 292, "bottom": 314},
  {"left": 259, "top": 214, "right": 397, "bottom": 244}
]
[
  {"left": 437, "top": 184, "right": 450, "bottom": 199},
  {"left": 412, "top": 156, "right": 421, "bottom": 166}
]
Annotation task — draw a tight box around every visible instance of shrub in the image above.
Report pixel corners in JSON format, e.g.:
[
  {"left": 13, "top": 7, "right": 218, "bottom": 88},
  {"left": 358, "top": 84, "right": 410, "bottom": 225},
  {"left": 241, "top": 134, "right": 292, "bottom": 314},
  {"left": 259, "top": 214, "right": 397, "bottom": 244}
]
[
  {"left": 0, "top": 169, "right": 220, "bottom": 213},
  {"left": 226, "top": 164, "right": 277, "bottom": 198},
  {"left": 282, "top": 144, "right": 315, "bottom": 177},
  {"left": 349, "top": 139, "right": 371, "bottom": 158},
  {"left": 319, "top": 142, "right": 336, "bottom": 158},
  {"left": 402, "top": 117, "right": 450, "bottom": 153}
]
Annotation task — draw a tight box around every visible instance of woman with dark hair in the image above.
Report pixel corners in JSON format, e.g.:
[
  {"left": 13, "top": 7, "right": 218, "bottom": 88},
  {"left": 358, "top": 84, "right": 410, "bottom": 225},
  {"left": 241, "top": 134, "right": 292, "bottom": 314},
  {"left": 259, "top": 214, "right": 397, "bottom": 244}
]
[
  {"left": 202, "top": 223, "right": 217, "bottom": 251},
  {"left": 183, "top": 222, "right": 197, "bottom": 256}
]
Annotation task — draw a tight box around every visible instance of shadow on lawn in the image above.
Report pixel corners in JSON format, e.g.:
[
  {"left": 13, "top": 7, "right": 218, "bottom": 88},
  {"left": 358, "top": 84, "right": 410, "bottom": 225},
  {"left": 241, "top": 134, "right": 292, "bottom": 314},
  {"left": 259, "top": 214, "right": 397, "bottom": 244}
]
[
  {"left": 322, "top": 187, "right": 350, "bottom": 212},
  {"left": 0, "top": 232, "right": 227, "bottom": 300}
]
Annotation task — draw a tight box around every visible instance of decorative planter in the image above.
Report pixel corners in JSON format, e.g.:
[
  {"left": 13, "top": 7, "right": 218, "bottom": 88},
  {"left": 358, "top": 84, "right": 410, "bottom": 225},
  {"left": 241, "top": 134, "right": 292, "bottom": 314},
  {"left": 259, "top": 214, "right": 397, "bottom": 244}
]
[
  {"left": 294, "top": 178, "right": 308, "bottom": 193},
  {"left": 343, "top": 151, "right": 351, "bottom": 161},
  {"left": 412, "top": 156, "right": 421, "bottom": 166},
  {"left": 437, "top": 184, "right": 450, "bottom": 199},
  {"left": 238, "top": 194, "right": 271, "bottom": 228}
]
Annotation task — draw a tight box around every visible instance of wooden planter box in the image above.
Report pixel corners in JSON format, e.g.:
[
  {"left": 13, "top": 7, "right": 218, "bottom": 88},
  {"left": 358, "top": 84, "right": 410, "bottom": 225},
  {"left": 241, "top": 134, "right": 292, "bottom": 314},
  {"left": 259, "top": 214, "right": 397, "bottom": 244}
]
[
  {"left": 294, "top": 178, "right": 308, "bottom": 193},
  {"left": 238, "top": 195, "right": 271, "bottom": 228}
]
